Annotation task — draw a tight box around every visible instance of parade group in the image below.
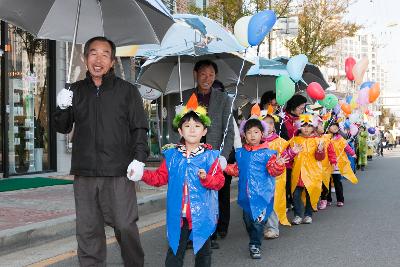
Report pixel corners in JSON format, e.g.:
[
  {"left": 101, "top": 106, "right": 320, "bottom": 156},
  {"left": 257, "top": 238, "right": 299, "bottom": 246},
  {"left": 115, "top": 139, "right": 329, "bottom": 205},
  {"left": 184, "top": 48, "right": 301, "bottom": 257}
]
[
  {"left": 136, "top": 56, "right": 381, "bottom": 264},
  {"left": 55, "top": 39, "right": 383, "bottom": 267}
]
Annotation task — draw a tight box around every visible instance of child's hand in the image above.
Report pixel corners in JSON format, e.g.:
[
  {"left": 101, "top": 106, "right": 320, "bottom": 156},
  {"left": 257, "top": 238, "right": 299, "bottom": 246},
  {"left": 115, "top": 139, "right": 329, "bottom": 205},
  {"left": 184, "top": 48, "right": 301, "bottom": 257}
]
[
  {"left": 352, "top": 155, "right": 357, "bottom": 159},
  {"left": 198, "top": 169, "right": 207, "bottom": 180},
  {"left": 292, "top": 143, "right": 303, "bottom": 154},
  {"left": 276, "top": 155, "right": 289, "bottom": 165}
]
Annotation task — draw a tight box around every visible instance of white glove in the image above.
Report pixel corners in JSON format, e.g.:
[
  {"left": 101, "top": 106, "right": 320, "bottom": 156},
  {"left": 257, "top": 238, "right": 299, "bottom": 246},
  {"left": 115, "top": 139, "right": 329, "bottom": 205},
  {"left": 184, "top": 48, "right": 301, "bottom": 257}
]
[
  {"left": 57, "top": 88, "right": 73, "bottom": 109},
  {"left": 219, "top": 156, "right": 227, "bottom": 171},
  {"left": 127, "top": 160, "right": 145, "bottom": 181}
]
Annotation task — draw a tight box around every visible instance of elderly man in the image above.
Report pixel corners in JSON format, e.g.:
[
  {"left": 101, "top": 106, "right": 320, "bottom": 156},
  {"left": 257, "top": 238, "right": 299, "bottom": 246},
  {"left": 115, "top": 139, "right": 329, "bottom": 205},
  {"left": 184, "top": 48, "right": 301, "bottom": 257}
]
[
  {"left": 54, "top": 36, "right": 148, "bottom": 267},
  {"left": 168, "top": 59, "right": 235, "bottom": 248}
]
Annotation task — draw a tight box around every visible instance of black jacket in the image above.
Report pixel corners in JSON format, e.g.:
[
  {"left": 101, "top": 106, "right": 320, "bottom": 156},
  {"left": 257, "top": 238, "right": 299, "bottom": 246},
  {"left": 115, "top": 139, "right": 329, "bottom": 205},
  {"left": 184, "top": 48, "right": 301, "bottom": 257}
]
[{"left": 53, "top": 71, "right": 149, "bottom": 177}]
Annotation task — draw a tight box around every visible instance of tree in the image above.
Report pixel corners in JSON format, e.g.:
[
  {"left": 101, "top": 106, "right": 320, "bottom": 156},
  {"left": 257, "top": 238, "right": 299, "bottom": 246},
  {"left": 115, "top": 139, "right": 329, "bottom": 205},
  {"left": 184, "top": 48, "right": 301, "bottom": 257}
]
[
  {"left": 15, "top": 27, "right": 47, "bottom": 73},
  {"left": 285, "top": 0, "right": 361, "bottom": 65},
  {"left": 188, "top": 0, "right": 292, "bottom": 30}
]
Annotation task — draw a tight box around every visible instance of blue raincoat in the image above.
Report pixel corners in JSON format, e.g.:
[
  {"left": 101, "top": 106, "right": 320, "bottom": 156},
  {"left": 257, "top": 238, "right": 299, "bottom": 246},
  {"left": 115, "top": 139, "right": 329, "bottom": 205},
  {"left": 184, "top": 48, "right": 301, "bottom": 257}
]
[
  {"left": 235, "top": 147, "right": 277, "bottom": 221},
  {"left": 163, "top": 147, "right": 219, "bottom": 255}
]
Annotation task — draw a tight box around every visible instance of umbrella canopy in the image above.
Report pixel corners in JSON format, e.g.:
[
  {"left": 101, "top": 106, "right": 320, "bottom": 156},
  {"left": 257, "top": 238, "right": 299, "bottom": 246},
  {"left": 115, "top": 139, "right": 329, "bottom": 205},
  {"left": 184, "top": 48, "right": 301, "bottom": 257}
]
[
  {"left": 136, "top": 52, "right": 254, "bottom": 95},
  {"left": 227, "top": 58, "right": 286, "bottom": 99},
  {"left": 274, "top": 56, "right": 330, "bottom": 88},
  {"left": 228, "top": 57, "right": 330, "bottom": 100},
  {"left": 134, "top": 13, "right": 244, "bottom": 57},
  {"left": 0, "top": 0, "right": 174, "bottom": 45}
]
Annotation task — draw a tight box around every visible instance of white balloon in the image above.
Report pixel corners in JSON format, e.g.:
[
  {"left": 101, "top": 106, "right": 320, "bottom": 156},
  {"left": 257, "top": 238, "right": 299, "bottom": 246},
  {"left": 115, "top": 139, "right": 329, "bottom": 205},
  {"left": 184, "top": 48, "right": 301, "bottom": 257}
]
[
  {"left": 234, "top": 16, "right": 252, "bottom": 47},
  {"left": 137, "top": 85, "right": 162, "bottom": 100}
]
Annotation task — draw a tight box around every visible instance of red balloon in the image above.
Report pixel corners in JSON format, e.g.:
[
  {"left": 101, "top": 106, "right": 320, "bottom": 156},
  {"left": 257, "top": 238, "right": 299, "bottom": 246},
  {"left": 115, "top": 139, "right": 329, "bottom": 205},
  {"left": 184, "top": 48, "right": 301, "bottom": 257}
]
[
  {"left": 306, "top": 82, "right": 325, "bottom": 100},
  {"left": 345, "top": 57, "right": 356, "bottom": 81}
]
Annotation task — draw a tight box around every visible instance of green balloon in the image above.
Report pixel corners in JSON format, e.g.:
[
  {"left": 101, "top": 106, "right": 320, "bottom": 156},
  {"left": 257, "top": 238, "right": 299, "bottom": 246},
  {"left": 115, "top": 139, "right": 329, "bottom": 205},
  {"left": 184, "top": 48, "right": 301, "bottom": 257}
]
[
  {"left": 319, "top": 93, "right": 338, "bottom": 109},
  {"left": 276, "top": 75, "right": 295, "bottom": 106}
]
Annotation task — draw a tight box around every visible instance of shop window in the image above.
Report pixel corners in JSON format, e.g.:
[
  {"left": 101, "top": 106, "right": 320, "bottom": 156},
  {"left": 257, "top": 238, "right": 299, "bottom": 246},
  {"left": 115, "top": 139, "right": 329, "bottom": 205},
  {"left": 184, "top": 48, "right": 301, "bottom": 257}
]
[{"left": 6, "top": 25, "right": 51, "bottom": 174}]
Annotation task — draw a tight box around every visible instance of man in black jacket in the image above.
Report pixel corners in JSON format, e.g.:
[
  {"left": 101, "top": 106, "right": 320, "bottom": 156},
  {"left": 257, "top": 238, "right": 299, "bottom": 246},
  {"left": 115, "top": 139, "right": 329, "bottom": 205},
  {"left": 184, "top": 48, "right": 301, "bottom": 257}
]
[{"left": 54, "top": 36, "right": 148, "bottom": 267}]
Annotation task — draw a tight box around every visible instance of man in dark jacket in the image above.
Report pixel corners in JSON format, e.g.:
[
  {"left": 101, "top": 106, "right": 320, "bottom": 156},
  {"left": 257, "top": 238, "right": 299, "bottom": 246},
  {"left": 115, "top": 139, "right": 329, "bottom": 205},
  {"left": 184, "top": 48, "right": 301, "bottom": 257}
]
[{"left": 54, "top": 36, "right": 148, "bottom": 267}]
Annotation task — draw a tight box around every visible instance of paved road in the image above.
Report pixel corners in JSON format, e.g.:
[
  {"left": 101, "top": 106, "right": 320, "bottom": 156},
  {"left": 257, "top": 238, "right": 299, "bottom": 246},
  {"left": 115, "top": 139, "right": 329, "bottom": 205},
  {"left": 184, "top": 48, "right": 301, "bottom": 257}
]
[{"left": 39, "top": 149, "right": 400, "bottom": 266}]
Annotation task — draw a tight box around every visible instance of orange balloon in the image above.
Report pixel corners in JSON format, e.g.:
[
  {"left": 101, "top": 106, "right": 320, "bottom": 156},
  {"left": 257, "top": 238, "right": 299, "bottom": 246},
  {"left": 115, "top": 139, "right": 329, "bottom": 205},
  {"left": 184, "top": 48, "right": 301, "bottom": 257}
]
[
  {"left": 341, "top": 103, "right": 352, "bottom": 115},
  {"left": 369, "top": 83, "right": 380, "bottom": 103}
]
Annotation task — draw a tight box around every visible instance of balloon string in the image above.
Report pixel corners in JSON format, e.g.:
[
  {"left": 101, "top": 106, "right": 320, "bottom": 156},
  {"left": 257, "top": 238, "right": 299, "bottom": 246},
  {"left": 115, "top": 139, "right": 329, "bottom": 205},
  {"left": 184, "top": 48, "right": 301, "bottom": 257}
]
[
  {"left": 277, "top": 106, "right": 285, "bottom": 138},
  {"left": 212, "top": 48, "right": 248, "bottom": 176}
]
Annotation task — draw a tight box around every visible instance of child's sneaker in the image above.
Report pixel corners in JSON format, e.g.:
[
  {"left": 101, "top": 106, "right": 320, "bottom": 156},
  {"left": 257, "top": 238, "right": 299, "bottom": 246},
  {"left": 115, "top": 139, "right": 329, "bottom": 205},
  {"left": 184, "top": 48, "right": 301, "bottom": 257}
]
[
  {"left": 292, "top": 216, "right": 302, "bottom": 225},
  {"left": 302, "top": 216, "right": 313, "bottom": 224},
  {"left": 318, "top": 200, "right": 327, "bottom": 210},
  {"left": 337, "top": 201, "right": 344, "bottom": 207},
  {"left": 264, "top": 229, "right": 279, "bottom": 239},
  {"left": 249, "top": 245, "right": 261, "bottom": 259},
  {"left": 327, "top": 201, "right": 332, "bottom": 206}
]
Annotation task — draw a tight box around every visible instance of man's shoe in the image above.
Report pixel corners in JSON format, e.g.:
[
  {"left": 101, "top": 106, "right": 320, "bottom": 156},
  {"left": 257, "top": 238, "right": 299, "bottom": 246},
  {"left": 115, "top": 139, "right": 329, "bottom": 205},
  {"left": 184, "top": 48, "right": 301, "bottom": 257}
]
[
  {"left": 337, "top": 201, "right": 344, "bottom": 207},
  {"left": 211, "top": 240, "right": 220, "bottom": 249},
  {"left": 249, "top": 245, "right": 261, "bottom": 259}
]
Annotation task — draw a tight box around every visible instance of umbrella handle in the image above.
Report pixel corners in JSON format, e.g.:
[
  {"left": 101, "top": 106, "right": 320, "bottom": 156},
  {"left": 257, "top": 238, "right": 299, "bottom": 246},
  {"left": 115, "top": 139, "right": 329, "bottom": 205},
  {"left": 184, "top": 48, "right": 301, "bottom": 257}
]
[
  {"left": 66, "top": 0, "right": 82, "bottom": 87},
  {"left": 211, "top": 49, "right": 248, "bottom": 176},
  {"left": 178, "top": 55, "right": 182, "bottom": 103}
]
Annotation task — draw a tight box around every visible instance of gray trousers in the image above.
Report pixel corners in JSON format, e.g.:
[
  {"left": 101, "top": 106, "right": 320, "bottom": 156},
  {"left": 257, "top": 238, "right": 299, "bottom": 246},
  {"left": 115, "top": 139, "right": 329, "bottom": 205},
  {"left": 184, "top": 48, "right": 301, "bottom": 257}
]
[
  {"left": 73, "top": 176, "right": 144, "bottom": 267},
  {"left": 265, "top": 211, "right": 280, "bottom": 234}
]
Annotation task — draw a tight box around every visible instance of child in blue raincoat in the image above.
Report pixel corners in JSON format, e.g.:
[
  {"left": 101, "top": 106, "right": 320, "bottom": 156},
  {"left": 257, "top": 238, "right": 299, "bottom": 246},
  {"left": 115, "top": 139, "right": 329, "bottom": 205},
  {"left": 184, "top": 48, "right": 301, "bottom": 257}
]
[
  {"left": 137, "top": 97, "right": 225, "bottom": 267},
  {"left": 225, "top": 118, "right": 288, "bottom": 259}
]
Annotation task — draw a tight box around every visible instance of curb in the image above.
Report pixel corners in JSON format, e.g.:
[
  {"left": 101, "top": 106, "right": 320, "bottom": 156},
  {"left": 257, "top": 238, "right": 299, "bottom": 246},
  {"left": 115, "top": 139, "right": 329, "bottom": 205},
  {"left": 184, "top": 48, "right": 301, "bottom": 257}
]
[{"left": 0, "top": 178, "right": 237, "bottom": 256}]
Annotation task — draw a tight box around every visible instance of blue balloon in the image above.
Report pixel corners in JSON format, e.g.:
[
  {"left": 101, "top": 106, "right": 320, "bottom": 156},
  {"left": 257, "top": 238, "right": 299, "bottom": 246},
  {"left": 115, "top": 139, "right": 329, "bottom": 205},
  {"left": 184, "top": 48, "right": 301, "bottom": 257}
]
[
  {"left": 286, "top": 54, "right": 308, "bottom": 82},
  {"left": 368, "top": 127, "right": 376, "bottom": 134},
  {"left": 360, "top": 81, "right": 374, "bottom": 90},
  {"left": 345, "top": 95, "right": 352, "bottom": 104},
  {"left": 344, "top": 119, "right": 351, "bottom": 129},
  {"left": 248, "top": 10, "right": 277, "bottom": 46}
]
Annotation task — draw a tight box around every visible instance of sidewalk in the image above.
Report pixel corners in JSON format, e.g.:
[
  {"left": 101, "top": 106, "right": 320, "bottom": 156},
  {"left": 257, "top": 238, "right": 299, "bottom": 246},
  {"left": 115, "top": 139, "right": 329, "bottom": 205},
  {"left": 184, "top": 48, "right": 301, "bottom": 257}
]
[{"left": 0, "top": 172, "right": 167, "bottom": 256}]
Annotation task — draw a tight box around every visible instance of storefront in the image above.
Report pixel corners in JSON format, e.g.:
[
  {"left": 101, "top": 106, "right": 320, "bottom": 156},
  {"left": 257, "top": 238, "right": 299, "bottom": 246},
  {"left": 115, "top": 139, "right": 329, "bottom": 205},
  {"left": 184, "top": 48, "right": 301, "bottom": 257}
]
[{"left": 0, "top": 21, "right": 57, "bottom": 177}]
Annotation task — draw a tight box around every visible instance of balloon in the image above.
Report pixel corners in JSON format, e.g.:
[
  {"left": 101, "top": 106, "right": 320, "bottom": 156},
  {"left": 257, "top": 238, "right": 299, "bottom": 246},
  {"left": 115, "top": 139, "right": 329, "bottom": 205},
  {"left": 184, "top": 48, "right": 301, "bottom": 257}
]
[
  {"left": 350, "top": 96, "right": 358, "bottom": 109},
  {"left": 234, "top": 16, "right": 252, "bottom": 47},
  {"left": 360, "top": 81, "right": 374, "bottom": 90},
  {"left": 286, "top": 54, "right": 308, "bottom": 82},
  {"left": 318, "top": 93, "right": 338, "bottom": 109},
  {"left": 352, "top": 57, "right": 369, "bottom": 85},
  {"left": 276, "top": 75, "right": 295, "bottom": 106},
  {"left": 368, "top": 127, "right": 376, "bottom": 135},
  {"left": 306, "top": 82, "right": 325, "bottom": 100},
  {"left": 357, "top": 88, "right": 370, "bottom": 106},
  {"left": 341, "top": 103, "right": 352, "bottom": 115},
  {"left": 345, "top": 57, "right": 356, "bottom": 81},
  {"left": 349, "top": 112, "right": 360, "bottom": 124},
  {"left": 369, "top": 82, "right": 380, "bottom": 103},
  {"left": 344, "top": 119, "right": 351, "bottom": 129},
  {"left": 345, "top": 95, "right": 352, "bottom": 104},
  {"left": 248, "top": 10, "right": 277, "bottom": 46},
  {"left": 333, "top": 103, "right": 341, "bottom": 114},
  {"left": 350, "top": 124, "right": 358, "bottom": 136}
]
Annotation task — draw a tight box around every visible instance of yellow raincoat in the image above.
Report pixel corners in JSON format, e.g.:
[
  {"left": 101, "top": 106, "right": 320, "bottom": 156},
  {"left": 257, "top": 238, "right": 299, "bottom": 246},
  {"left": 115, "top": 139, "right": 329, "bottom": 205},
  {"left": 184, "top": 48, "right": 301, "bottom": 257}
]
[
  {"left": 318, "top": 134, "right": 334, "bottom": 189},
  {"left": 268, "top": 136, "right": 291, "bottom": 226},
  {"left": 330, "top": 136, "right": 358, "bottom": 184},
  {"left": 289, "top": 136, "right": 324, "bottom": 210}
]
